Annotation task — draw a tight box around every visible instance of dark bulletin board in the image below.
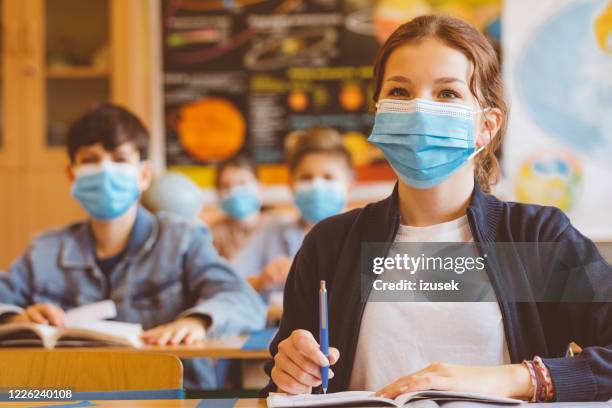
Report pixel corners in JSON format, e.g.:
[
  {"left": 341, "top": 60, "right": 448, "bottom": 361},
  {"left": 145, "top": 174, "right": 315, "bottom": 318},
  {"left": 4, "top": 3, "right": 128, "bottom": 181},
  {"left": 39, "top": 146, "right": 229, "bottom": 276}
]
[{"left": 161, "top": 0, "right": 501, "bottom": 186}]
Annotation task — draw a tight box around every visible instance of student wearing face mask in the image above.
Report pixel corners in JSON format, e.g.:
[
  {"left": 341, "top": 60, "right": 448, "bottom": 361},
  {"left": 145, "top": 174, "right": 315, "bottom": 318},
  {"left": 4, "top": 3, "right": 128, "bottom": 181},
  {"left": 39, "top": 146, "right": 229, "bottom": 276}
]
[
  {"left": 210, "top": 155, "right": 264, "bottom": 261},
  {"left": 0, "top": 104, "right": 265, "bottom": 389},
  {"left": 264, "top": 15, "right": 612, "bottom": 402},
  {"left": 232, "top": 127, "right": 353, "bottom": 297}
]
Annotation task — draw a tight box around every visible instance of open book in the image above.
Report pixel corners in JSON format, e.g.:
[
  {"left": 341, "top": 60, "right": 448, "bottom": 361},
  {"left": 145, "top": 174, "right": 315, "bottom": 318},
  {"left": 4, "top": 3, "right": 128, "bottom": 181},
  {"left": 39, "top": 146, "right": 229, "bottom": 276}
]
[
  {"left": 0, "top": 300, "right": 142, "bottom": 348},
  {"left": 267, "top": 391, "right": 523, "bottom": 407}
]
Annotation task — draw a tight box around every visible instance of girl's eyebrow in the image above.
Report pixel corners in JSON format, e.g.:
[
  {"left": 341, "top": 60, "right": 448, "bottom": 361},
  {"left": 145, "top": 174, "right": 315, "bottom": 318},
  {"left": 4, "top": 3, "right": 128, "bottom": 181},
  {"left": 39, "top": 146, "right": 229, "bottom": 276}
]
[
  {"left": 434, "top": 77, "right": 467, "bottom": 85},
  {"left": 385, "top": 76, "right": 467, "bottom": 85},
  {"left": 386, "top": 75, "right": 411, "bottom": 83}
]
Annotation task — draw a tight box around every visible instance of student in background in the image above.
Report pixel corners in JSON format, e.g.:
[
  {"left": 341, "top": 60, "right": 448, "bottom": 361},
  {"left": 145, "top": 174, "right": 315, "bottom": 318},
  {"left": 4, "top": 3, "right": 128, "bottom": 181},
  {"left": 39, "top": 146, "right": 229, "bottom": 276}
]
[
  {"left": 264, "top": 15, "right": 612, "bottom": 402},
  {"left": 233, "top": 127, "right": 354, "bottom": 296},
  {"left": 211, "top": 155, "right": 264, "bottom": 261},
  {"left": 0, "top": 104, "right": 265, "bottom": 389}
]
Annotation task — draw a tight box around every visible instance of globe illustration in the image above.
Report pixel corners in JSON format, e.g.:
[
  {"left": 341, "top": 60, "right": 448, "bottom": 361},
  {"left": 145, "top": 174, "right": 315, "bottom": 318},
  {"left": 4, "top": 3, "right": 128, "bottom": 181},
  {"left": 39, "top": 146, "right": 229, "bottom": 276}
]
[{"left": 515, "top": 0, "right": 612, "bottom": 165}]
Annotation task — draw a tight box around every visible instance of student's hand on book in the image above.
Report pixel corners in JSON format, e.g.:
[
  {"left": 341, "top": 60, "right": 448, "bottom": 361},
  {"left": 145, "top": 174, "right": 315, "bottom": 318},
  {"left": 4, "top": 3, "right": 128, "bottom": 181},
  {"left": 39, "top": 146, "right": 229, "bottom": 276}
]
[
  {"left": 272, "top": 329, "right": 339, "bottom": 394},
  {"left": 7, "top": 303, "right": 66, "bottom": 327},
  {"left": 375, "top": 363, "right": 532, "bottom": 400},
  {"left": 141, "top": 316, "right": 207, "bottom": 346}
]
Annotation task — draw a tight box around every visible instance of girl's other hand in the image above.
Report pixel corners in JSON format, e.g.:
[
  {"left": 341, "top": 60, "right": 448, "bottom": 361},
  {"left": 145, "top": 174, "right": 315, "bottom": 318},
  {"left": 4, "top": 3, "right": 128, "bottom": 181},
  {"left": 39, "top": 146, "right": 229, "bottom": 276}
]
[{"left": 375, "top": 363, "right": 532, "bottom": 400}]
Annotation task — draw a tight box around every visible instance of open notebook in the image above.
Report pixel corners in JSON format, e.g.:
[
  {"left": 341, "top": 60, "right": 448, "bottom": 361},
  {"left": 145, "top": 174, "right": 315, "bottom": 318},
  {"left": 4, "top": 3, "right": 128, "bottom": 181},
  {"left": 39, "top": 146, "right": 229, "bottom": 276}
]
[
  {"left": 0, "top": 300, "right": 142, "bottom": 348},
  {"left": 267, "top": 391, "right": 523, "bottom": 407}
]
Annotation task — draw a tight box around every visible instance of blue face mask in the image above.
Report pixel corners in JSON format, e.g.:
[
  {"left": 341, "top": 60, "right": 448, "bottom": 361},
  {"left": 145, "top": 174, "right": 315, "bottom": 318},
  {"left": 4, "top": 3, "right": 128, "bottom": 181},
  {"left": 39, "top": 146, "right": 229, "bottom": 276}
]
[
  {"left": 294, "top": 179, "right": 347, "bottom": 224},
  {"left": 368, "top": 98, "right": 488, "bottom": 189},
  {"left": 72, "top": 161, "right": 141, "bottom": 220},
  {"left": 220, "top": 185, "right": 261, "bottom": 221}
]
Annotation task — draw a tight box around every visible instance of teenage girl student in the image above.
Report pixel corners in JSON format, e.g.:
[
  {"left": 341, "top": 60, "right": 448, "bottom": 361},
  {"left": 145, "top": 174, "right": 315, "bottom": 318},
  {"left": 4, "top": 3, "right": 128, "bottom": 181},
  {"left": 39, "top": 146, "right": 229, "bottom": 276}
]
[
  {"left": 233, "top": 127, "right": 354, "bottom": 296},
  {"left": 264, "top": 15, "right": 612, "bottom": 402}
]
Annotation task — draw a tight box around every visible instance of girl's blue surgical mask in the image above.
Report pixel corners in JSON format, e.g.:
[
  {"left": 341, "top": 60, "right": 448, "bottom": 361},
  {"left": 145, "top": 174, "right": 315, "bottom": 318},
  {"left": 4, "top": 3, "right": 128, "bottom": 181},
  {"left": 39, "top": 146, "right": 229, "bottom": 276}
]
[
  {"left": 294, "top": 178, "right": 347, "bottom": 224},
  {"left": 220, "top": 184, "right": 261, "bottom": 221},
  {"left": 72, "top": 160, "right": 141, "bottom": 220},
  {"left": 368, "top": 98, "right": 490, "bottom": 189}
]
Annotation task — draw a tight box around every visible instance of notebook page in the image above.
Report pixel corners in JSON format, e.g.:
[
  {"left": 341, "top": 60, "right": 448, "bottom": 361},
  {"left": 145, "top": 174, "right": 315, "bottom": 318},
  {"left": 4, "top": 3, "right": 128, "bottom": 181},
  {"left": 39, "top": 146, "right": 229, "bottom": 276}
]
[{"left": 267, "top": 391, "right": 397, "bottom": 407}]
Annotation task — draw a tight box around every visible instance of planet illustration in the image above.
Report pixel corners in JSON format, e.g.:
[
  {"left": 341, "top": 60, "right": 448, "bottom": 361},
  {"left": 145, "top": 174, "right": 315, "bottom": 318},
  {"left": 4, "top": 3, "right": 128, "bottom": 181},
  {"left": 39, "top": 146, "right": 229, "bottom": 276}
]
[
  {"left": 243, "top": 28, "right": 337, "bottom": 71},
  {"left": 373, "top": 0, "right": 431, "bottom": 43},
  {"left": 177, "top": 98, "right": 245, "bottom": 162},
  {"left": 370, "top": 0, "right": 500, "bottom": 44},
  {"left": 288, "top": 91, "right": 309, "bottom": 112},
  {"left": 340, "top": 84, "right": 365, "bottom": 112}
]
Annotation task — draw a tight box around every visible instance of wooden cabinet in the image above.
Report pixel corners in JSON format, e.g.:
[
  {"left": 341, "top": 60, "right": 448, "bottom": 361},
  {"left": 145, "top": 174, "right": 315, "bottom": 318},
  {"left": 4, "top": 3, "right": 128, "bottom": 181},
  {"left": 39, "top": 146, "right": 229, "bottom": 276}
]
[{"left": 0, "top": 0, "right": 156, "bottom": 268}]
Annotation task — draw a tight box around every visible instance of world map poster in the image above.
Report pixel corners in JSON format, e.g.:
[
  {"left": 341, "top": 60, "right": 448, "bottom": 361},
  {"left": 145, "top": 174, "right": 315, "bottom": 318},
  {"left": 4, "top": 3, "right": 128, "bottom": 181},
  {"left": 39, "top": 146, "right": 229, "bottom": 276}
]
[{"left": 502, "top": 0, "right": 612, "bottom": 239}]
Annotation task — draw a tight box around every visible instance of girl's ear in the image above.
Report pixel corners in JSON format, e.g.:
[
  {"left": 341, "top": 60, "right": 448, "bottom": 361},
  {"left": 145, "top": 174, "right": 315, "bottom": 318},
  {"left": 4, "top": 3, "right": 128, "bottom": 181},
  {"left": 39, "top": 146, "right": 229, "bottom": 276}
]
[{"left": 476, "top": 107, "right": 503, "bottom": 148}]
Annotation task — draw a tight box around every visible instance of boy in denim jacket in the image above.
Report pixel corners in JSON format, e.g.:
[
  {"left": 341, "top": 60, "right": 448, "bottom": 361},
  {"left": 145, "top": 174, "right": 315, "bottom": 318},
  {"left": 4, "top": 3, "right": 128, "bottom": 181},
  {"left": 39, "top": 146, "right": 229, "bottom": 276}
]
[{"left": 0, "top": 104, "right": 266, "bottom": 389}]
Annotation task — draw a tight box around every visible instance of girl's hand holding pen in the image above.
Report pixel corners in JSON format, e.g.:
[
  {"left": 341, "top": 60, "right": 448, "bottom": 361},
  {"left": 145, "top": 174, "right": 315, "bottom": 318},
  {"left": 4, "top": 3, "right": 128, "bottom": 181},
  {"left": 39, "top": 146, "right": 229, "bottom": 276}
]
[{"left": 271, "top": 329, "right": 340, "bottom": 394}]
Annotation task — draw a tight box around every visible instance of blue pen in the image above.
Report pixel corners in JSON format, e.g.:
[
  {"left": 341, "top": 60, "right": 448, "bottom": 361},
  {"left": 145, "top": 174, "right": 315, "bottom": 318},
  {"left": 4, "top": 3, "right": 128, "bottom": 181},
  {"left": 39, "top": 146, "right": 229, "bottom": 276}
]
[{"left": 319, "top": 280, "right": 329, "bottom": 394}]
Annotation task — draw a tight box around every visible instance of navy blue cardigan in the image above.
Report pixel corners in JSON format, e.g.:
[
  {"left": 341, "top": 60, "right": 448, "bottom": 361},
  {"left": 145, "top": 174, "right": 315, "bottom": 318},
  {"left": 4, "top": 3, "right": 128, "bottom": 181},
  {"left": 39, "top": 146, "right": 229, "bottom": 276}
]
[{"left": 263, "top": 183, "right": 612, "bottom": 401}]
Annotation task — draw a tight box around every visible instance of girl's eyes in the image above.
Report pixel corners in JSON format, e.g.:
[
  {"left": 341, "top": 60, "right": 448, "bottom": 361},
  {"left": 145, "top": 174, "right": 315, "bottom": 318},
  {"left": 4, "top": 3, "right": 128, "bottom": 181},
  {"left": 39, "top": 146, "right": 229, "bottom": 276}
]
[
  {"left": 388, "top": 87, "right": 409, "bottom": 98},
  {"left": 385, "top": 87, "right": 462, "bottom": 100},
  {"left": 439, "top": 89, "right": 461, "bottom": 99}
]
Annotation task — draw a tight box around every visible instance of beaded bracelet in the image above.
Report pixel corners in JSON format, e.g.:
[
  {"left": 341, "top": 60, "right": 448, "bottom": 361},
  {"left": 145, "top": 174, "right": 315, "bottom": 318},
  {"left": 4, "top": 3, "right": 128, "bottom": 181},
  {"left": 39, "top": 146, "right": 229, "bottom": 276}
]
[
  {"left": 522, "top": 360, "right": 538, "bottom": 402},
  {"left": 533, "top": 356, "right": 555, "bottom": 401}
]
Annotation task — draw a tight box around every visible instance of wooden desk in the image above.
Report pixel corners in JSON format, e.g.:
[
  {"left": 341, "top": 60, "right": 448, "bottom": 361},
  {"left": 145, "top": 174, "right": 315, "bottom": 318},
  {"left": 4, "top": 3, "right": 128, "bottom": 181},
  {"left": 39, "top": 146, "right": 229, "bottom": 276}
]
[
  {"left": 0, "top": 401, "right": 204, "bottom": 407},
  {"left": 1, "top": 399, "right": 610, "bottom": 408},
  {"left": 2, "top": 335, "right": 271, "bottom": 360},
  {"left": 0, "top": 399, "right": 266, "bottom": 407}
]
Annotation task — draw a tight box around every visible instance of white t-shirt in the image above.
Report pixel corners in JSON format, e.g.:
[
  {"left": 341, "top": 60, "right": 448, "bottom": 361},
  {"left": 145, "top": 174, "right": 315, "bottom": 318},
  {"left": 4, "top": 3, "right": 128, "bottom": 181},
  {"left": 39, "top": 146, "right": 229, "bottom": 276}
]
[{"left": 349, "top": 215, "right": 510, "bottom": 391}]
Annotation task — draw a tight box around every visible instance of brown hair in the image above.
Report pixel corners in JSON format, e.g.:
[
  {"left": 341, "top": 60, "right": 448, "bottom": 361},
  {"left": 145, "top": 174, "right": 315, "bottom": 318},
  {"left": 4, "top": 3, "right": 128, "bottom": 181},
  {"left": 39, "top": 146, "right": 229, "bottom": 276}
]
[
  {"left": 372, "top": 14, "right": 507, "bottom": 192},
  {"left": 215, "top": 154, "right": 257, "bottom": 189},
  {"left": 66, "top": 103, "right": 149, "bottom": 163},
  {"left": 286, "top": 127, "right": 352, "bottom": 173}
]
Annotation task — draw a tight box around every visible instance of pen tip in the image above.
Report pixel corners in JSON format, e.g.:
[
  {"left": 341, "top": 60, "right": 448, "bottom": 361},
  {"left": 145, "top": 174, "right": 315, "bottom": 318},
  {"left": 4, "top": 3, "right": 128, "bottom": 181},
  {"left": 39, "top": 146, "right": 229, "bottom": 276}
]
[{"left": 323, "top": 388, "right": 327, "bottom": 394}]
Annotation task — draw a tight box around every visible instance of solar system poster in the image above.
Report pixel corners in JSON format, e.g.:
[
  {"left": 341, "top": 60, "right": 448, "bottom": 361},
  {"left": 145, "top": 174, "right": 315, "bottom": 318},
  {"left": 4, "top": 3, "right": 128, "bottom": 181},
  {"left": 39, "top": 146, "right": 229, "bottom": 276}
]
[{"left": 162, "top": 0, "right": 502, "bottom": 188}]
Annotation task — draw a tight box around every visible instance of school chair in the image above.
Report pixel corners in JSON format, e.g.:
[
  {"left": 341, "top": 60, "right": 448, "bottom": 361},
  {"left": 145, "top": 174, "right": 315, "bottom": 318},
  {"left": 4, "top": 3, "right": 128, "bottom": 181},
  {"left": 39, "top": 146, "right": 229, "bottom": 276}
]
[{"left": 0, "top": 350, "right": 183, "bottom": 392}]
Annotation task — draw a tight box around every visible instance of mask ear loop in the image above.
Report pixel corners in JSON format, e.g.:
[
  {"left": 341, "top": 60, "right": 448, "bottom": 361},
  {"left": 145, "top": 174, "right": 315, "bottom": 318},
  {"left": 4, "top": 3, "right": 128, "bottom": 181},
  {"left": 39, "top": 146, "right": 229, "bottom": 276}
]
[{"left": 468, "top": 107, "right": 493, "bottom": 161}]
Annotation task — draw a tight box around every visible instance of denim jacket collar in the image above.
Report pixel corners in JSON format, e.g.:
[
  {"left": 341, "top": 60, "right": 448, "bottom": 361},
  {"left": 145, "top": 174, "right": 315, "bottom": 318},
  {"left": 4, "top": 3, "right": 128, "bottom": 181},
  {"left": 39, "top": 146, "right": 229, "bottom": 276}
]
[{"left": 59, "top": 205, "right": 158, "bottom": 269}]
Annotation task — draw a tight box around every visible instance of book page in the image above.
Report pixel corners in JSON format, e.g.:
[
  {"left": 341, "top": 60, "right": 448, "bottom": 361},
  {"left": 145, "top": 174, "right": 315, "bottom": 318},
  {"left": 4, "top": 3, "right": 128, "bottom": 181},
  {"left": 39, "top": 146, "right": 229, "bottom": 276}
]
[
  {"left": 394, "top": 391, "right": 522, "bottom": 406},
  {"left": 0, "top": 323, "right": 58, "bottom": 348},
  {"left": 65, "top": 300, "right": 117, "bottom": 326},
  {"left": 58, "top": 321, "right": 143, "bottom": 348}
]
